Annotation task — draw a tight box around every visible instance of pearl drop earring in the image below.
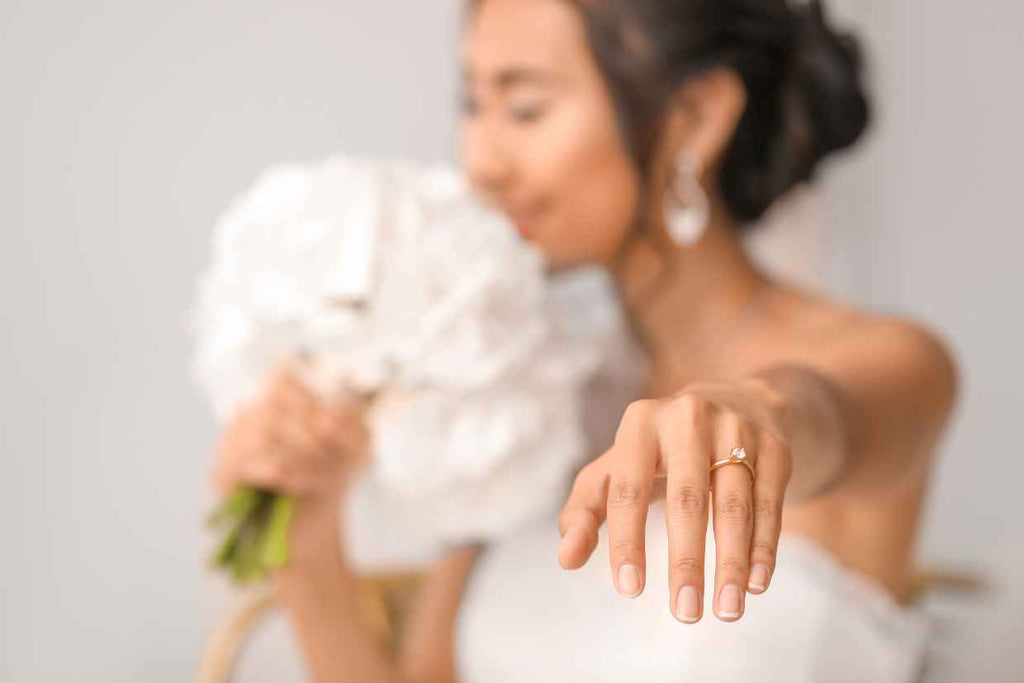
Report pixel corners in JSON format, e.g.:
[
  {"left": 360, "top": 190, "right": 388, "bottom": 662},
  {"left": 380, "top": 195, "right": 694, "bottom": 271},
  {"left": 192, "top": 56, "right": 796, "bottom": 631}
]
[{"left": 664, "top": 148, "right": 709, "bottom": 247}]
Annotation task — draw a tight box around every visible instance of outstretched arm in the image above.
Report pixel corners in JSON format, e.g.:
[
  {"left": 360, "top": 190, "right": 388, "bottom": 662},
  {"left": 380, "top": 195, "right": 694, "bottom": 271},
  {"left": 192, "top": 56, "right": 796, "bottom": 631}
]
[{"left": 556, "top": 316, "right": 958, "bottom": 624}]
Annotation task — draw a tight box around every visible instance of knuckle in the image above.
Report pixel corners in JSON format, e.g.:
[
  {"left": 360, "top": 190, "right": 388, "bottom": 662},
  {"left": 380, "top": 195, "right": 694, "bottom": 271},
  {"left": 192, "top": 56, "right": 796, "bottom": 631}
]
[
  {"left": 717, "top": 410, "right": 747, "bottom": 438},
  {"left": 571, "top": 464, "right": 600, "bottom": 498},
  {"left": 673, "top": 393, "right": 711, "bottom": 421},
  {"left": 755, "top": 380, "right": 791, "bottom": 423},
  {"left": 737, "top": 419, "right": 757, "bottom": 446},
  {"left": 669, "top": 485, "right": 707, "bottom": 519},
  {"left": 625, "top": 399, "right": 657, "bottom": 423},
  {"left": 613, "top": 538, "right": 642, "bottom": 558},
  {"left": 750, "top": 539, "right": 777, "bottom": 562},
  {"left": 760, "top": 429, "right": 781, "bottom": 449},
  {"left": 715, "top": 491, "right": 752, "bottom": 524},
  {"left": 617, "top": 399, "right": 656, "bottom": 437},
  {"left": 579, "top": 457, "right": 608, "bottom": 487},
  {"left": 718, "top": 555, "right": 748, "bottom": 573},
  {"left": 670, "top": 555, "right": 703, "bottom": 576},
  {"left": 608, "top": 480, "right": 644, "bottom": 509},
  {"left": 764, "top": 431, "right": 791, "bottom": 458}
]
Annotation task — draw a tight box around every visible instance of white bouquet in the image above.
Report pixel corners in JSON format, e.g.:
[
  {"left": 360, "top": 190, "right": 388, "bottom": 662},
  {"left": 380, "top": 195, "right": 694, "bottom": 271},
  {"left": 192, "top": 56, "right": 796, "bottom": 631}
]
[{"left": 188, "top": 154, "right": 647, "bottom": 580}]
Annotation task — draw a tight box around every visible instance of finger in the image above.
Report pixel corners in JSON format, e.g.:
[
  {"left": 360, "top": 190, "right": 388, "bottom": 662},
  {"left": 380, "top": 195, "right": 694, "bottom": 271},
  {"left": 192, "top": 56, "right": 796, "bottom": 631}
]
[
  {"left": 747, "top": 431, "right": 791, "bottom": 594},
  {"left": 313, "top": 407, "right": 369, "bottom": 464},
  {"left": 238, "top": 448, "right": 299, "bottom": 491},
  {"left": 711, "top": 413, "right": 756, "bottom": 621},
  {"left": 274, "top": 411, "right": 330, "bottom": 467},
  {"left": 658, "top": 395, "right": 713, "bottom": 624},
  {"left": 233, "top": 408, "right": 316, "bottom": 493},
  {"left": 558, "top": 456, "right": 609, "bottom": 570},
  {"left": 209, "top": 461, "right": 233, "bottom": 496},
  {"left": 210, "top": 409, "right": 260, "bottom": 493},
  {"left": 605, "top": 400, "right": 660, "bottom": 599},
  {"left": 243, "top": 430, "right": 326, "bottom": 494},
  {"left": 267, "top": 367, "right": 320, "bottom": 419}
]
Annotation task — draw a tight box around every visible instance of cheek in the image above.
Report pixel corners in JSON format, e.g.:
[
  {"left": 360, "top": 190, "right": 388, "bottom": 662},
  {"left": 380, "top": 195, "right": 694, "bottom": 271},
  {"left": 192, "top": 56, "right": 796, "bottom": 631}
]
[
  {"left": 557, "top": 150, "right": 639, "bottom": 261},
  {"left": 529, "top": 111, "right": 640, "bottom": 266}
]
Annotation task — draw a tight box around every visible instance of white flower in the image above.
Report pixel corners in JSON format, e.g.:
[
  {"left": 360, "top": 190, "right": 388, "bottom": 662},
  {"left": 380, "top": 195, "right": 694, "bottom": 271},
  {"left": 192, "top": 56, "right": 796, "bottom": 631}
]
[{"left": 187, "top": 154, "right": 648, "bottom": 568}]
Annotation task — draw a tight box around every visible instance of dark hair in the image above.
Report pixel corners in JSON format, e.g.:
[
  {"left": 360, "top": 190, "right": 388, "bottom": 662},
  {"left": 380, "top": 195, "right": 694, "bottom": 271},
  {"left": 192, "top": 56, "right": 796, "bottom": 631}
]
[{"left": 570, "top": 0, "right": 871, "bottom": 226}]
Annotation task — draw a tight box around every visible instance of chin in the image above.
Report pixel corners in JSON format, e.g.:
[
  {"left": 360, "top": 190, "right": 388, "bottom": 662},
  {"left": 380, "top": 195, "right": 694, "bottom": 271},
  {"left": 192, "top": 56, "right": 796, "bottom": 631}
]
[
  {"left": 525, "top": 220, "right": 617, "bottom": 270},
  {"left": 538, "top": 246, "right": 603, "bottom": 271}
]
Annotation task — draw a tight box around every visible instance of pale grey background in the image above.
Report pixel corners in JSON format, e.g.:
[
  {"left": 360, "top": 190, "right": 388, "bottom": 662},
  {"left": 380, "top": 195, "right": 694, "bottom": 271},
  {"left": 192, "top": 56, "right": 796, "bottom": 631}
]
[{"left": 1, "top": 1, "right": 1021, "bottom": 681}]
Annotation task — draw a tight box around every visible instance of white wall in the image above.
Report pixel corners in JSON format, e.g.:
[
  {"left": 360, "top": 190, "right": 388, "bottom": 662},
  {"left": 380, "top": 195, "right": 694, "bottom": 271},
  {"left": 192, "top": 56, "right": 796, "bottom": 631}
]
[
  {"left": 0, "top": 2, "right": 459, "bottom": 681},
  {"left": 3, "top": 1, "right": 1022, "bottom": 681},
  {"left": 819, "top": 3, "right": 1024, "bottom": 675},
  {"left": 820, "top": 0, "right": 1024, "bottom": 568}
]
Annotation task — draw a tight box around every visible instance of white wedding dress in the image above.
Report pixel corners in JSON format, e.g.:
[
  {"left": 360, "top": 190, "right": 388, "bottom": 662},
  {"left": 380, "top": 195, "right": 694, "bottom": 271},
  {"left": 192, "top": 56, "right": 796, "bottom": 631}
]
[{"left": 455, "top": 500, "right": 931, "bottom": 683}]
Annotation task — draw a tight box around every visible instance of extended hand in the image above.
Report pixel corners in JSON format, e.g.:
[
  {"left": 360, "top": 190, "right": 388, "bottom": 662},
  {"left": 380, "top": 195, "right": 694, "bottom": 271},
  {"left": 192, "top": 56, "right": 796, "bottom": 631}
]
[{"left": 557, "top": 378, "right": 793, "bottom": 623}]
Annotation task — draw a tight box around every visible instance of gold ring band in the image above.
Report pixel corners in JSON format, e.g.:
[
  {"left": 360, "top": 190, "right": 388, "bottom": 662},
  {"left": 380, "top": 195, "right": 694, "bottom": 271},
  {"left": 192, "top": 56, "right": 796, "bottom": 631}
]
[{"left": 710, "top": 447, "right": 755, "bottom": 484}]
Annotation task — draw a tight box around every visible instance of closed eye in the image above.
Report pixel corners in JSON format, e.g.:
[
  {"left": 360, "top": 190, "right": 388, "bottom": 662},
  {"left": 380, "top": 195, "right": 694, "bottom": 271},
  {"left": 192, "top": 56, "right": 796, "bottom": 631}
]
[{"left": 510, "top": 103, "right": 546, "bottom": 123}]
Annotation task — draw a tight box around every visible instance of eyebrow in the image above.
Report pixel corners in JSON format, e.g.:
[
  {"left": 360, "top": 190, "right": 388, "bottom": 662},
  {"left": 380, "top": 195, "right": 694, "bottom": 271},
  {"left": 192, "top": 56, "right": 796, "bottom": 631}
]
[{"left": 462, "top": 66, "right": 566, "bottom": 91}]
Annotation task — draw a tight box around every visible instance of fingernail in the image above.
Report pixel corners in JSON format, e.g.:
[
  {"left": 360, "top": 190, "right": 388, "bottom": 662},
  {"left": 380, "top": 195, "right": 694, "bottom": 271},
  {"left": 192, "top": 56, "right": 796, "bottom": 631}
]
[
  {"left": 674, "top": 586, "right": 701, "bottom": 623},
  {"left": 748, "top": 564, "right": 770, "bottom": 592},
  {"left": 617, "top": 564, "right": 642, "bottom": 598},
  {"left": 717, "top": 585, "right": 742, "bottom": 619}
]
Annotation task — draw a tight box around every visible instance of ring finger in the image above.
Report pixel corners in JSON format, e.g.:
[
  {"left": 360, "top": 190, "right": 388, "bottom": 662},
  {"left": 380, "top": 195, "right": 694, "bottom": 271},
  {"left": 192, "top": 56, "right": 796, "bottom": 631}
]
[{"left": 710, "top": 413, "right": 756, "bottom": 621}]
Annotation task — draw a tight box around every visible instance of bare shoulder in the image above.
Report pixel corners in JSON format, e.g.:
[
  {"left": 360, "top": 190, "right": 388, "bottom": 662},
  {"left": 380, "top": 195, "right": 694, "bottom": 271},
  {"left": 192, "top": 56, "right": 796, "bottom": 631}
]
[
  {"left": 766, "top": 284, "right": 960, "bottom": 465},
  {"left": 817, "top": 301, "right": 959, "bottom": 414},
  {"left": 774, "top": 284, "right": 959, "bottom": 407},
  {"left": 773, "top": 287, "right": 961, "bottom": 493}
]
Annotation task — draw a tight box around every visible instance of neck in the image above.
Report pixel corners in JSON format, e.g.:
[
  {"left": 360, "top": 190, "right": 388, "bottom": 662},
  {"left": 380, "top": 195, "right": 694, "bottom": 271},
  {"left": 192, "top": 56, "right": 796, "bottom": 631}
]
[{"left": 610, "top": 203, "right": 772, "bottom": 392}]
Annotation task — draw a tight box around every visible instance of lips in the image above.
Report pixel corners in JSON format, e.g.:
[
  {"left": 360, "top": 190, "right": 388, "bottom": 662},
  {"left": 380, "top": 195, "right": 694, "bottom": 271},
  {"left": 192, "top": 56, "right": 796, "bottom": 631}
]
[{"left": 504, "top": 202, "right": 543, "bottom": 238}]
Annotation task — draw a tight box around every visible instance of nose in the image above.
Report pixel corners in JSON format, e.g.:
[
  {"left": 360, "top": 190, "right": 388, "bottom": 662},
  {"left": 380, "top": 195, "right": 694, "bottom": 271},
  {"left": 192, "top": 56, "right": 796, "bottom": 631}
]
[{"left": 461, "top": 118, "right": 513, "bottom": 203}]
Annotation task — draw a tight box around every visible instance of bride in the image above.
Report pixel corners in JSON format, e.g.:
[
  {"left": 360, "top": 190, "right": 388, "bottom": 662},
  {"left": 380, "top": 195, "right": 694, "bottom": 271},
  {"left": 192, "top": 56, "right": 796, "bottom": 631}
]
[{"left": 209, "top": 0, "right": 958, "bottom": 680}]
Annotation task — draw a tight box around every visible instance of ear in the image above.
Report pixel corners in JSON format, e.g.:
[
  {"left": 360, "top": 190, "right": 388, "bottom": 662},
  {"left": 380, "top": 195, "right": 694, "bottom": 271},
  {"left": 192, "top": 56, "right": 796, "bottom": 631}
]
[{"left": 663, "top": 67, "right": 747, "bottom": 176}]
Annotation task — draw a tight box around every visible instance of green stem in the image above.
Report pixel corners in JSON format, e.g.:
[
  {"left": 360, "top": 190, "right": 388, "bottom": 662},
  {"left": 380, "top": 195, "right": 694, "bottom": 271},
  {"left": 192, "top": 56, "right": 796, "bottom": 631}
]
[{"left": 260, "top": 495, "right": 296, "bottom": 570}]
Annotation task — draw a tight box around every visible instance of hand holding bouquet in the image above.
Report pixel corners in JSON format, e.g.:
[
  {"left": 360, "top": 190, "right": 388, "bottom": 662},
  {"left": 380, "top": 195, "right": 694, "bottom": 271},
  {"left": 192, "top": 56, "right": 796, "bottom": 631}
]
[
  {"left": 205, "top": 364, "right": 369, "bottom": 583},
  {"left": 188, "top": 154, "right": 647, "bottom": 583}
]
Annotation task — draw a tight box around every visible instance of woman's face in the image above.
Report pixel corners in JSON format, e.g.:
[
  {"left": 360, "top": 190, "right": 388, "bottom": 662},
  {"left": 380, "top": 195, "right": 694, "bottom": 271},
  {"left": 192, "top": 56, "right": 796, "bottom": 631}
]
[{"left": 460, "top": 0, "right": 642, "bottom": 268}]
